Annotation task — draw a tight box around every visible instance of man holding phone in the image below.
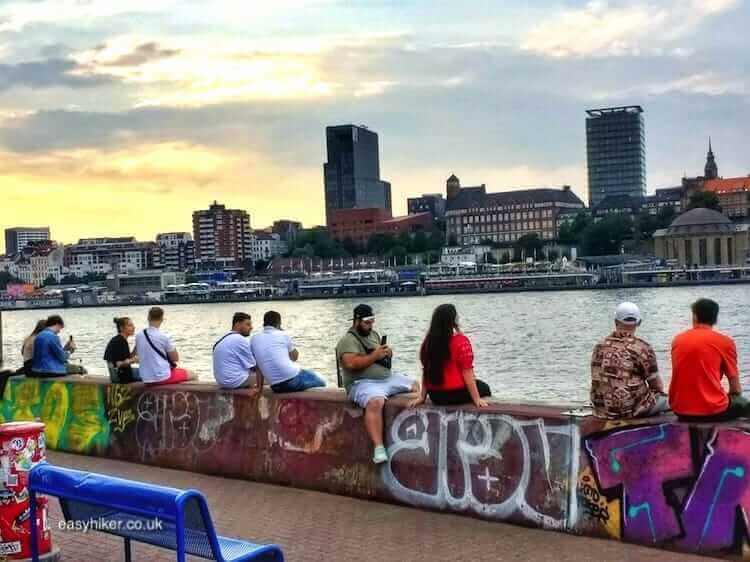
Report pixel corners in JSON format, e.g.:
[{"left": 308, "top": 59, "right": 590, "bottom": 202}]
[
  {"left": 30, "top": 315, "right": 87, "bottom": 377},
  {"left": 336, "top": 304, "right": 418, "bottom": 464}
]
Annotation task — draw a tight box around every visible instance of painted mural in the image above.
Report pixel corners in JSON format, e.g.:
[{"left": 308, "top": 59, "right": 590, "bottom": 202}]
[{"left": 583, "top": 422, "right": 750, "bottom": 556}]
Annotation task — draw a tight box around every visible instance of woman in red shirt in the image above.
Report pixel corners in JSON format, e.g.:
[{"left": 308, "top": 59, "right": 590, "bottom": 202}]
[{"left": 409, "top": 304, "right": 491, "bottom": 408}]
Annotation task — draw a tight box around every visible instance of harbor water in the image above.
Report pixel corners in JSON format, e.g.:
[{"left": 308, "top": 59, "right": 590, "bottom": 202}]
[{"left": 2, "top": 284, "right": 749, "bottom": 404}]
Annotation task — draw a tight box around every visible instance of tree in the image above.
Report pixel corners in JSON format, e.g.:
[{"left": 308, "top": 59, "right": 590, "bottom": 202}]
[
  {"left": 688, "top": 191, "right": 722, "bottom": 212},
  {"left": 581, "top": 214, "right": 633, "bottom": 256},
  {"left": 42, "top": 275, "right": 58, "bottom": 286},
  {"left": 558, "top": 212, "right": 592, "bottom": 245},
  {"left": 254, "top": 259, "right": 269, "bottom": 273},
  {"left": 513, "top": 233, "right": 544, "bottom": 260},
  {"left": 657, "top": 205, "right": 677, "bottom": 227}
]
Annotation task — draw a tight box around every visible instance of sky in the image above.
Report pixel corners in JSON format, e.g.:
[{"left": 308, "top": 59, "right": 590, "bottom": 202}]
[{"left": 1, "top": 0, "right": 749, "bottom": 252}]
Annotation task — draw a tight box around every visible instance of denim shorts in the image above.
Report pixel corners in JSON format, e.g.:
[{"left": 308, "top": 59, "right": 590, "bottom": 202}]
[{"left": 271, "top": 369, "right": 326, "bottom": 393}]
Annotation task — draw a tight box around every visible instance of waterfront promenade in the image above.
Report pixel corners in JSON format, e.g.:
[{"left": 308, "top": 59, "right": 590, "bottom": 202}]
[{"left": 45, "top": 451, "right": 714, "bottom": 562}]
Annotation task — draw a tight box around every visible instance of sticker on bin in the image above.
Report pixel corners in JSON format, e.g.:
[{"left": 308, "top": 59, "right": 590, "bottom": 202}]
[{"left": 0, "top": 541, "right": 22, "bottom": 555}]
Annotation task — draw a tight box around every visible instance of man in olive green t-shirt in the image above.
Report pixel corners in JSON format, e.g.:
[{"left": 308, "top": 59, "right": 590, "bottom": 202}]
[{"left": 336, "top": 304, "right": 417, "bottom": 464}]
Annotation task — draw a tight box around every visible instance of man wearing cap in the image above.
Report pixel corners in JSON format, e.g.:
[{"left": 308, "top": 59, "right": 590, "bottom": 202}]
[
  {"left": 590, "top": 302, "right": 669, "bottom": 419},
  {"left": 336, "top": 304, "right": 418, "bottom": 464}
]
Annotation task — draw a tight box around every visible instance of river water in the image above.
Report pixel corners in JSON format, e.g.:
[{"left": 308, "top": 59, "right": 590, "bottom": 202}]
[{"left": 2, "top": 285, "right": 749, "bottom": 404}]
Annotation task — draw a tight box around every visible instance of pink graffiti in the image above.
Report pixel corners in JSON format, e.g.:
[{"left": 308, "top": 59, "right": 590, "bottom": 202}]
[
  {"left": 678, "top": 429, "right": 750, "bottom": 552},
  {"left": 585, "top": 424, "right": 692, "bottom": 544}
]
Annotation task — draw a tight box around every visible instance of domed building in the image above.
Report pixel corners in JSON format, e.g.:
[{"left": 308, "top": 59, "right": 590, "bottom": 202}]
[{"left": 653, "top": 208, "right": 749, "bottom": 266}]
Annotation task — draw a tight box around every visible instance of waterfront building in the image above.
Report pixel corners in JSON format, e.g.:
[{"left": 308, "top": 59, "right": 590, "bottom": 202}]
[
  {"left": 328, "top": 208, "right": 432, "bottom": 247},
  {"left": 251, "top": 232, "right": 288, "bottom": 262},
  {"left": 192, "top": 201, "right": 252, "bottom": 268},
  {"left": 586, "top": 106, "right": 647, "bottom": 208},
  {"left": 653, "top": 208, "right": 750, "bottom": 266},
  {"left": 323, "top": 124, "right": 392, "bottom": 226},
  {"left": 444, "top": 175, "right": 585, "bottom": 246},
  {"left": 11, "top": 241, "right": 65, "bottom": 287},
  {"left": 272, "top": 220, "right": 303, "bottom": 243},
  {"left": 4, "top": 226, "right": 50, "bottom": 255},
  {"left": 155, "top": 232, "right": 195, "bottom": 271},
  {"left": 408, "top": 194, "right": 446, "bottom": 221},
  {"left": 65, "top": 237, "right": 155, "bottom": 277},
  {"left": 592, "top": 194, "right": 642, "bottom": 220},
  {"left": 440, "top": 245, "right": 491, "bottom": 266},
  {"left": 681, "top": 141, "right": 750, "bottom": 220},
  {"left": 642, "top": 187, "right": 683, "bottom": 216},
  {"left": 105, "top": 269, "right": 186, "bottom": 295}
]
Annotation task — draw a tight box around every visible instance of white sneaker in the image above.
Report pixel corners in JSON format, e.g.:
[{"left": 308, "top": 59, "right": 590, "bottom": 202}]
[{"left": 372, "top": 445, "right": 388, "bottom": 464}]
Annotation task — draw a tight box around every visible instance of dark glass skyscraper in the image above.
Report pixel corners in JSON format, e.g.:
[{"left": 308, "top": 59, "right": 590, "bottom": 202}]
[
  {"left": 323, "top": 125, "right": 392, "bottom": 225},
  {"left": 586, "top": 106, "right": 646, "bottom": 208}
]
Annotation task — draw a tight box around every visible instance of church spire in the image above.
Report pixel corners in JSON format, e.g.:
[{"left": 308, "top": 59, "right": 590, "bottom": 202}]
[{"left": 704, "top": 137, "right": 718, "bottom": 180}]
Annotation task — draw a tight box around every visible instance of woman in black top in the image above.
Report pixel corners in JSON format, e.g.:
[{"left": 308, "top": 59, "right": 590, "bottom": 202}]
[{"left": 104, "top": 317, "right": 140, "bottom": 383}]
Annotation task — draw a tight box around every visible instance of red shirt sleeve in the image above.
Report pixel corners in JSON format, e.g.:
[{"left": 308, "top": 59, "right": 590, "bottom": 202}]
[
  {"left": 722, "top": 336, "right": 739, "bottom": 379},
  {"left": 451, "top": 334, "right": 474, "bottom": 371}
]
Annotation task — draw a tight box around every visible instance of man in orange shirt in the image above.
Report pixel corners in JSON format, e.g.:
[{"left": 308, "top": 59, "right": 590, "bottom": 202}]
[{"left": 670, "top": 298, "right": 749, "bottom": 422}]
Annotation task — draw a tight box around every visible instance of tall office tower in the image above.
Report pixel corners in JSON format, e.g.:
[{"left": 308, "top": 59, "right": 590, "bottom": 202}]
[
  {"left": 323, "top": 125, "right": 392, "bottom": 226},
  {"left": 586, "top": 106, "right": 646, "bottom": 208}
]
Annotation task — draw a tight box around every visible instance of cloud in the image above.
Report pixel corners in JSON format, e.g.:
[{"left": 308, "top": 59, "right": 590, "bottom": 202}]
[
  {"left": 97, "top": 42, "right": 181, "bottom": 67},
  {"left": 522, "top": 0, "right": 740, "bottom": 58},
  {"left": 0, "top": 57, "right": 112, "bottom": 90}
]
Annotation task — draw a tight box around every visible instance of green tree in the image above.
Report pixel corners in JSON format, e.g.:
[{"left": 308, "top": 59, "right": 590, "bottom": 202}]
[
  {"left": 581, "top": 214, "right": 633, "bottom": 256},
  {"left": 688, "top": 191, "right": 722, "bottom": 212},
  {"left": 513, "top": 233, "right": 544, "bottom": 260},
  {"left": 558, "top": 212, "right": 592, "bottom": 245},
  {"left": 42, "top": 275, "right": 58, "bottom": 286}
]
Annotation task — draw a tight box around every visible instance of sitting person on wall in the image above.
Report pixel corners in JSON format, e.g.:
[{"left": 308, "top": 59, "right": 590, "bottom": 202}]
[
  {"left": 590, "top": 302, "right": 669, "bottom": 419},
  {"left": 409, "top": 303, "right": 491, "bottom": 408},
  {"left": 249, "top": 311, "right": 325, "bottom": 395},
  {"left": 336, "top": 304, "right": 418, "bottom": 464},
  {"left": 30, "top": 315, "right": 87, "bottom": 378},
  {"left": 670, "top": 298, "right": 749, "bottom": 422},
  {"left": 19, "top": 319, "right": 46, "bottom": 375},
  {"left": 135, "top": 307, "right": 196, "bottom": 385},
  {"left": 104, "top": 317, "right": 141, "bottom": 384},
  {"left": 213, "top": 312, "right": 257, "bottom": 390}
]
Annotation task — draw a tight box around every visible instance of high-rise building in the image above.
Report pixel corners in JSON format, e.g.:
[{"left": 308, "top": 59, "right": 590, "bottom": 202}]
[
  {"left": 155, "top": 232, "right": 195, "bottom": 271},
  {"left": 4, "top": 226, "right": 50, "bottom": 255},
  {"left": 323, "top": 124, "right": 392, "bottom": 225},
  {"left": 192, "top": 201, "right": 252, "bottom": 267},
  {"left": 586, "top": 106, "right": 646, "bottom": 208},
  {"left": 408, "top": 193, "right": 446, "bottom": 221}
]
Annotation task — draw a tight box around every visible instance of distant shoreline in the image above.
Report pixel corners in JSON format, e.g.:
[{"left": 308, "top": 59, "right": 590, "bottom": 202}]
[{"left": 2, "top": 277, "right": 750, "bottom": 313}]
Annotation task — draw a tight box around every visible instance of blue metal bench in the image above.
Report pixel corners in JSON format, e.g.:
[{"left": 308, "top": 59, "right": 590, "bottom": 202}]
[{"left": 28, "top": 464, "right": 284, "bottom": 562}]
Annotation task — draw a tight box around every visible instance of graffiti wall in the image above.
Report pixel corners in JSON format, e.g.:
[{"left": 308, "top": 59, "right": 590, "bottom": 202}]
[
  {"left": 579, "top": 420, "right": 750, "bottom": 557},
  {"left": 4, "top": 377, "right": 750, "bottom": 559}
]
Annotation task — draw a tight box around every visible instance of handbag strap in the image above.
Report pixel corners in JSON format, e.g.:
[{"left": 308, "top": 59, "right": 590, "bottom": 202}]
[
  {"left": 213, "top": 332, "right": 237, "bottom": 351},
  {"left": 143, "top": 328, "right": 175, "bottom": 368}
]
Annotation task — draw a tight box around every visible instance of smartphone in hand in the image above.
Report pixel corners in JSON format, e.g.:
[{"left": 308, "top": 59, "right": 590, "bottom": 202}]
[{"left": 380, "top": 335, "right": 387, "bottom": 346}]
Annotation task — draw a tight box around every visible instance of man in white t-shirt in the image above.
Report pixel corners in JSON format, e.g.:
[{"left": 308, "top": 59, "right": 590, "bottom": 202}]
[
  {"left": 134, "top": 307, "right": 196, "bottom": 385},
  {"left": 249, "top": 311, "right": 325, "bottom": 394},
  {"left": 213, "top": 312, "right": 256, "bottom": 389}
]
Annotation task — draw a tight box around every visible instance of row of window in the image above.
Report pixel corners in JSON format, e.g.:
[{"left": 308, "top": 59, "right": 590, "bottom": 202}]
[
  {"left": 450, "top": 209, "right": 555, "bottom": 224},
  {"left": 451, "top": 221, "right": 555, "bottom": 234},
  {"left": 461, "top": 231, "right": 555, "bottom": 244}
]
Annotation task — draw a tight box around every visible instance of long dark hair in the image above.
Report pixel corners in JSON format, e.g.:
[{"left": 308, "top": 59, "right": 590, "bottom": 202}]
[{"left": 420, "top": 304, "right": 459, "bottom": 386}]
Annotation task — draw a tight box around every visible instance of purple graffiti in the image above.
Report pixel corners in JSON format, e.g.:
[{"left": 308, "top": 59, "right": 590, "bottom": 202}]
[
  {"left": 678, "top": 429, "right": 750, "bottom": 552},
  {"left": 585, "top": 424, "right": 692, "bottom": 544}
]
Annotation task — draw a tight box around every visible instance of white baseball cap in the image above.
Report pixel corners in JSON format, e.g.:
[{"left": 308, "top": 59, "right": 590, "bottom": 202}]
[{"left": 615, "top": 302, "right": 642, "bottom": 326}]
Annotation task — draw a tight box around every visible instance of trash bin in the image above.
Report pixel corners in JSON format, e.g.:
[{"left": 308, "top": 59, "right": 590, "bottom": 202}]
[{"left": 0, "top": 422, "right": 52, "bottom": 560}]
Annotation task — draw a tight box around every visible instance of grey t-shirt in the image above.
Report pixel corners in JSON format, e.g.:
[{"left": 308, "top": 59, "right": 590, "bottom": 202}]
[{"left": 336, "top": 329, "right": 391, "bottom": 391}]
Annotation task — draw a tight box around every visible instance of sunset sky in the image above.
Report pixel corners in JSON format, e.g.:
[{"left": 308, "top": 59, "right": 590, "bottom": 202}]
[{"left": 1, "top": 0, "right": 749, "bottom": 253}]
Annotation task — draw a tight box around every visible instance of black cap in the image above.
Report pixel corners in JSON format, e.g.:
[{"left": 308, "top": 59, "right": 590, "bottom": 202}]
[{"left": 353, "top": 304, "right": 374, "bottom": 320}]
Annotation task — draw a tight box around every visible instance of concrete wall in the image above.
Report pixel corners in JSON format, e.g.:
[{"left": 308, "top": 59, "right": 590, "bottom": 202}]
[{"left": 2, "top": 376, "right": 749, "bottom": 558}]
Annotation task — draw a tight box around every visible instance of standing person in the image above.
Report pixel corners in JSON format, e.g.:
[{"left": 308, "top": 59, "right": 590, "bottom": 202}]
[
  {"left": 670, "top": 298, "right": 749, "bottom": 421},
  {"left": 134, "top": 307, "right": 195, "bottom": 385},
  {"left": 249, "top": 311, "right": 325, "bottom": 394},
  {"left": 213, "top": 312, "right": 257, "bottom": 390},
  {"left": 30, "top": 315, "right": 87, "bottom": 377},
  {"left": 409, "top": 304, "right": 491, "bottom": 408},
  {"left": 336, "top": 304, "right": 418, "bottom": 464},
  {"left": 104, "top": 317, "right": 140, "bottom": 384},
  {"left": 20, "top": 319, "right": 46, "bottom": 375},
  {"left": 590, "top": 302, "right": 669, "bottom": 419}
]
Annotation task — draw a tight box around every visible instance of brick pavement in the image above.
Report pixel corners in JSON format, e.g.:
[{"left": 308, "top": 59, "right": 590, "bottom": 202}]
[{"left": 41, "top": 451, "right": 717, "bottom": 562}]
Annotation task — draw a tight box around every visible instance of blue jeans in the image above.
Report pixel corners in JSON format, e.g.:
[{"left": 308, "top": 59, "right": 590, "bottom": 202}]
[{"left": 271, "top": 370, "right": 326, "bottom": 393}]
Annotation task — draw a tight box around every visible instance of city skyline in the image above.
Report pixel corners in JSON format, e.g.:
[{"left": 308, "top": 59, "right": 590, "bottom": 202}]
[{"left": 1, "top": 0, "right": 749, "bottom": 253}]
